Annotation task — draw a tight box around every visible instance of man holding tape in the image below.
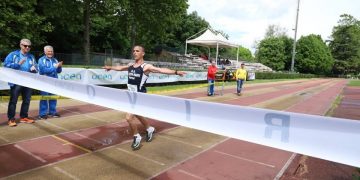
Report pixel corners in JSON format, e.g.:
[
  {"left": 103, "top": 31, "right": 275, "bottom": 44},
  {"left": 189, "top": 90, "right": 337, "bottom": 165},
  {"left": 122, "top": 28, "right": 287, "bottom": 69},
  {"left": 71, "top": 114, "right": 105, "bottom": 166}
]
[
  {"left": 103, "top": 45, "right": 186, "bottom": 150},
  {"left": 3, "top": 39, "right": 37, "bottom": 127},
  {"left": 38, "top": 45, "right": 63, "bottom": 119}
]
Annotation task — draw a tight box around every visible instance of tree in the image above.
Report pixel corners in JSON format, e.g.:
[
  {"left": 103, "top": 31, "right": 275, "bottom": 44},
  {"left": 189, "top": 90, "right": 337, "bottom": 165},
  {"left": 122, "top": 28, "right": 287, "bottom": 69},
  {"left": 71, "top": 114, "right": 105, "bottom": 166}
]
[
  {"left": 280, "top": 36, "right": 294, "bottom": 70},
  {"left": 238, "top": 46, "right": 254, "bottom": 61},
  {"left": 83, "top": 0, "right": 90, "bottom": 65},
  {"left": 123, "top": 0, "right": 188, "bottom": 54},
  {"left": 169, "top": 11, "right": 210, "bottom": 54},
  {"left": 35, "top": 0, "right": 83, "bottom": 52},
  {"left": 254, "top": 25, "right": 292, "bottom": 71},
  {"left": 329, "top": 14, "right": 360, "bottom": 74},
  {"left": 35, "top": 0, "right": 188, "bottom": 58},
  {"left": 295, "top": 34, "right": 334, "bottom": 75},
  {"left": 256, "top": 37, "right": 287, "bottom": 71},
  {"left": 221, "top": 46, "right": 253, "bottom": 61},
  {"left": 265, "top": 24, "right": 288, "bottom": 38},
  {"left": 0, "top": 0, "right": 49, "bottom": 57}
]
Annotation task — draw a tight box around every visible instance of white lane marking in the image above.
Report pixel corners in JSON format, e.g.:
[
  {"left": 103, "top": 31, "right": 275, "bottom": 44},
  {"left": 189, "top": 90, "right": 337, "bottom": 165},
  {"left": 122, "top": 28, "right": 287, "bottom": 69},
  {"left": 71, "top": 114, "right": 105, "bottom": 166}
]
[
  {"left": 158, "top": 135, "right": 202, "bottom": 148},
  {"left": 14, "top": 144, "right": 47, "bottom": 163},
  {"left": 274, "top": 153, "right": 297, "bottom": 180},
  {"left": 0, "top": 119, "right": 128, "bottom": 147},
  {"left": 178, "top": 169, "right": 205, "bottom": 180},
  {"left": 44, "top": 120, "right": 108, "bottom": 145},
  {"left": 0, "top": 134, "right": 10, "bottom": 142},
  {"left": 42, "top": 121, "right": 69, "bottom": 131},
  {"left": 60, "top": 107, "right": 108, "bottom": 122},
  {"left": 116, "top": 148, "right": 165, "bottom": 166},
  {"left": 54, "top": 166, "right": 80, "bottom": 180},
  {"left": 73, "top": 132, "right": 103, "bottom": 144},
  {"left": 148, "top": 137, "right": 230, "bottom": 179},
  {"left": 214, "top": 150, "right": 275, "bottom": 168}
]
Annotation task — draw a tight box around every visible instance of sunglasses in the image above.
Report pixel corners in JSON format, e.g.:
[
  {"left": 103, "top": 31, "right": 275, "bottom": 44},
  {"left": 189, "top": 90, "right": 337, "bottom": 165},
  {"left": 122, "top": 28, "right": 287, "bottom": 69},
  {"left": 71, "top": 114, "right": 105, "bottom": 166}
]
[{"left": 21, "top": 44, "right": 31, "bottom": 48}]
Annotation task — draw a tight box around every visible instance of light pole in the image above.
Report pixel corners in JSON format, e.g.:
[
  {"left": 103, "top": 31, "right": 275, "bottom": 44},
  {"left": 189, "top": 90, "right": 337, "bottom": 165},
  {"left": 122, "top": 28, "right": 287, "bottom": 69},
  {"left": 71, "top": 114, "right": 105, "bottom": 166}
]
[{"left": 291, "top": 0, "right": 300, "bottom": 72}]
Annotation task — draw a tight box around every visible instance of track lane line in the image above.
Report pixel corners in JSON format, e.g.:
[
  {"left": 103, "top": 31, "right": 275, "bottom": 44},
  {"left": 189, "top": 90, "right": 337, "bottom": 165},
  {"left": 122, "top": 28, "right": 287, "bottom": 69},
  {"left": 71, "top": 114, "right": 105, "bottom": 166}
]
[
  {"left": 54, "top": 166, "right": 80, "bottom": 180},
  {"left": 214, "top": 150, "right": 275, "bottom": 168},
  {"left": 157, "top": 135, "right": 202, "bottom": 148},
  {"left": 177, "top": 169, "right": 206, "bottom": 180},
  {"left": 274, "top": 153, "right": 297, "bottom": 180},
  {"left": 116, "top": 148, "right": 165, "bottom": 166},
  {"left": 14, "top": 144, "right": 47, "bottom": 163}
]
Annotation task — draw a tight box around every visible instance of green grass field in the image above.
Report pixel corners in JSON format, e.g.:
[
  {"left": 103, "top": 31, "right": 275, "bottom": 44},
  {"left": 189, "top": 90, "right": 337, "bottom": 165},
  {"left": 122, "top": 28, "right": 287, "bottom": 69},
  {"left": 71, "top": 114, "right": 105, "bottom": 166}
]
[{"left": 348, "top": 79, "right": 360, "bottom": 87}]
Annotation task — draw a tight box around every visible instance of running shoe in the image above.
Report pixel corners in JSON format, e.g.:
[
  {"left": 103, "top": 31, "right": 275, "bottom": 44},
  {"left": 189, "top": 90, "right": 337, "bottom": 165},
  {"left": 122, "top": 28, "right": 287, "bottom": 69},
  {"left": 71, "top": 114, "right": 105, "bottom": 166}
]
[
  {"left": 146, "top": 126, "right": 155, "bottom": 142},
  {"left": 131, "top": 135, "right": 142, "bottom": 150},
  {"left": 8, "top": 119, "right": 17, "bottom": 127},
  {"left": 38, "top": 115, "right": 48, "bottom": 120},
  {"left": 50, "top": 113, "right": 61, "bottom": 118},
  {"left": 20, "top": 117, "right": 35, "bottom": 123}
]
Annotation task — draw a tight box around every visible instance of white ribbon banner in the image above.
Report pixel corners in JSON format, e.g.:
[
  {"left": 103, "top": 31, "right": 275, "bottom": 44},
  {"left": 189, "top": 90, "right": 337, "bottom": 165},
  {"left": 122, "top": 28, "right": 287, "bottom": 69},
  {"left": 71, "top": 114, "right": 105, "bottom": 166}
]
[
  {"left": 1, "top": 68, "right": 207, "bottom": 90},
  {"left": 0, "top": 67, "right": 359, "bottom": 167},
  {"left": 57, "top": 68, "right": 207, "bottom": 85}
]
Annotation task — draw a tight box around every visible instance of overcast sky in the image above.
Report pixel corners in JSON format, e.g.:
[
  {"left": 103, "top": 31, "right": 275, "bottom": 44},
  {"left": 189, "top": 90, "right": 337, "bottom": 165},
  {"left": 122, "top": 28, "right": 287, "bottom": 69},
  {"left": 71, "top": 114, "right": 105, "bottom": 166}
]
[{"left": 187, "top": 0, "right": 360, "bottom": 53}]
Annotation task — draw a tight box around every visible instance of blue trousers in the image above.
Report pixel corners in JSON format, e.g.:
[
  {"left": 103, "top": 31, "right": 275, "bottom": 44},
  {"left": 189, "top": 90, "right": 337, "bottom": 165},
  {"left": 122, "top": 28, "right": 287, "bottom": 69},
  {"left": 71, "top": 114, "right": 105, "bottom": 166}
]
[
  {"left": 237, "top": 79, "right": 245, "bottom": 93},
  {"left": 39, "top": 91, "right": 57, "bottom": 116},
  {"left": 208, "top": 79, "right": 215, "bottom": 95},
  {"left": 8, "top": 85, "right": 32, "bottom": 120}
]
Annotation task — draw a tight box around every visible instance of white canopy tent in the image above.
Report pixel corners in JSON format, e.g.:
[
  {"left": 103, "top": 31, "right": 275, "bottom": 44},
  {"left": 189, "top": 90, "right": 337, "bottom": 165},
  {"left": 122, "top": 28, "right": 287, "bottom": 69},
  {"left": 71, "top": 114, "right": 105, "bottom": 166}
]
[{"left": 185, "top": 28, "right": 239, "bottom": 65}]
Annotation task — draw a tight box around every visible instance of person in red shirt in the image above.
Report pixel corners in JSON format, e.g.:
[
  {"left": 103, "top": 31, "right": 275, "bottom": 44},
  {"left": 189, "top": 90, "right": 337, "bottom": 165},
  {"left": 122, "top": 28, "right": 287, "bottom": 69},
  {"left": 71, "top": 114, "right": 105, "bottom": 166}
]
[{"left": 207, "top": 60, "right": 217, "bottom": 96}]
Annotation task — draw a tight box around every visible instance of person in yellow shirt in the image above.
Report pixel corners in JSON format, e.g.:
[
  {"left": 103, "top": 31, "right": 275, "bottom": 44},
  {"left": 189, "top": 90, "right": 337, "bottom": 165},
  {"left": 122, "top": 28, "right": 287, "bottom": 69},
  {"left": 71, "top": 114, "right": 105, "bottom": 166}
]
[{"left": 235, "top": 63, "right": 247, "bottom": 96}]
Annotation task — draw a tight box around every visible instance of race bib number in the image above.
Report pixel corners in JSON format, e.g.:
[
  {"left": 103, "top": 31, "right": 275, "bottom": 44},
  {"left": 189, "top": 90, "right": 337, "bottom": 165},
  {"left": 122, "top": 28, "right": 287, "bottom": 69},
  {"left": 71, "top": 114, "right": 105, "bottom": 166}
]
[{"left": 127, "top": 84, "right": 138, "bottom": 92}]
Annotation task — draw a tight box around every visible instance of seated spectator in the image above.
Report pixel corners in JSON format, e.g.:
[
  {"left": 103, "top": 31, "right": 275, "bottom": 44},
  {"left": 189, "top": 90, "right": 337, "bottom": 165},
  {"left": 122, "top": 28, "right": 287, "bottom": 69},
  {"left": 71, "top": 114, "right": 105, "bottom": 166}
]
[
  {"left": 199, "top": 54, "right": 208, "bottom": 60},
  {"left": 226, "top": 59, "right": 231, "bottom": 65}
]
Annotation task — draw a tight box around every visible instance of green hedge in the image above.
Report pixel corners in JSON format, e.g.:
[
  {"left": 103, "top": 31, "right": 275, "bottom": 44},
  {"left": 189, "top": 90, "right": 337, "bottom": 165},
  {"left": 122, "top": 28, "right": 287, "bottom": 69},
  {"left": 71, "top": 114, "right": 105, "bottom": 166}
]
[{"left": 255, "top": 72, "right": 317, "bottom": 79}]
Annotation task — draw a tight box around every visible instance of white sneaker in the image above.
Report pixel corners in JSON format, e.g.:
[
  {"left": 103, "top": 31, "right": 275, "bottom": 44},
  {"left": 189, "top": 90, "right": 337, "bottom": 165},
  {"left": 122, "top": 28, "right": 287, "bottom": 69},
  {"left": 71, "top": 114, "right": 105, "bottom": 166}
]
[
  {"left": 131, "top": 134, "right": 142, "bottom": 150},
  {"left": 146, "top": 126, "right": 155, "bottom": 142}
]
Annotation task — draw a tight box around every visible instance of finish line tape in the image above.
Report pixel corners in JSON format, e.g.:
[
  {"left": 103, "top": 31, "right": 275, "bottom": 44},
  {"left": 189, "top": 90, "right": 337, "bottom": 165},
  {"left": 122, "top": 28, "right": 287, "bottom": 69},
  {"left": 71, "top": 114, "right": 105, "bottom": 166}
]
[{"left": 0, "top": 67, "right": 359, "bottom": 167}]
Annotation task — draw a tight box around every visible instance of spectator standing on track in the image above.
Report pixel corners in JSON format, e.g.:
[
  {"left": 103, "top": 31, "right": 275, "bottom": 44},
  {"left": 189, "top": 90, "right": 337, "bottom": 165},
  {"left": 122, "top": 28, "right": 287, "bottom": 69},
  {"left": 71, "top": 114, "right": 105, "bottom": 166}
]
[
  {"left": 38, "top": 45, "right": 63, "bottom": 120},
  {"left": 102, "top": 45, "right": 186, "bottom": 150},
  {"left": 235, "top": 63, "right": 247, "bottom": 96},
  {"left": 3, "top": 39, "right": 37, "bottom": 127},
  {"left": 207, "top": 60, "right": 217, "bottom": 96}
]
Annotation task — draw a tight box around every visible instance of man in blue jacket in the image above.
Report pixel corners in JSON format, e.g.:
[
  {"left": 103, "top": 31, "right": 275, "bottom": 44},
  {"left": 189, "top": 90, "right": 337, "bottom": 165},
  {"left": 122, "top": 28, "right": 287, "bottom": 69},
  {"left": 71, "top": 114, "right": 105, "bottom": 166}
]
[
  {"left": 3, "top": 39, "right": 37, "bottom": 127},
  {"left": 38, "top": 45, "right": 63, "bottom": 119}
]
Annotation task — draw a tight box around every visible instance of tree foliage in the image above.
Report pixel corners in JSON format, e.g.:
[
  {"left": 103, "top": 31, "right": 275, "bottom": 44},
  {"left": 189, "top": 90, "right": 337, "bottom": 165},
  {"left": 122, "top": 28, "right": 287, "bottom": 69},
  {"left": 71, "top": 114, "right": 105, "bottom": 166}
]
[
  {"left": 221, "top": 46, "right": 253, "bottom": 61},
  {"left": 295, "top": 34, "right": 334, "bottom": 75},
  {"left": 254, "top": 25, "right": 292, "bottom": 71},
  {"left": 256, "top": 37, "right": 287, "bottom": 71},
  {"left": 329, "top": 14, "right": 360, "bottom": 74},
  {"left": 175, "top": 11, "right": 210, "bottom": 54},
  {"left": 1, "top": 0, "right": 189, "bottom": 58},
  {"left": 0, "top": 0, "right": 50, "bottom": 57},
  {"left": 265, "top": 24, "right": 288, "bottom": 38}
]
